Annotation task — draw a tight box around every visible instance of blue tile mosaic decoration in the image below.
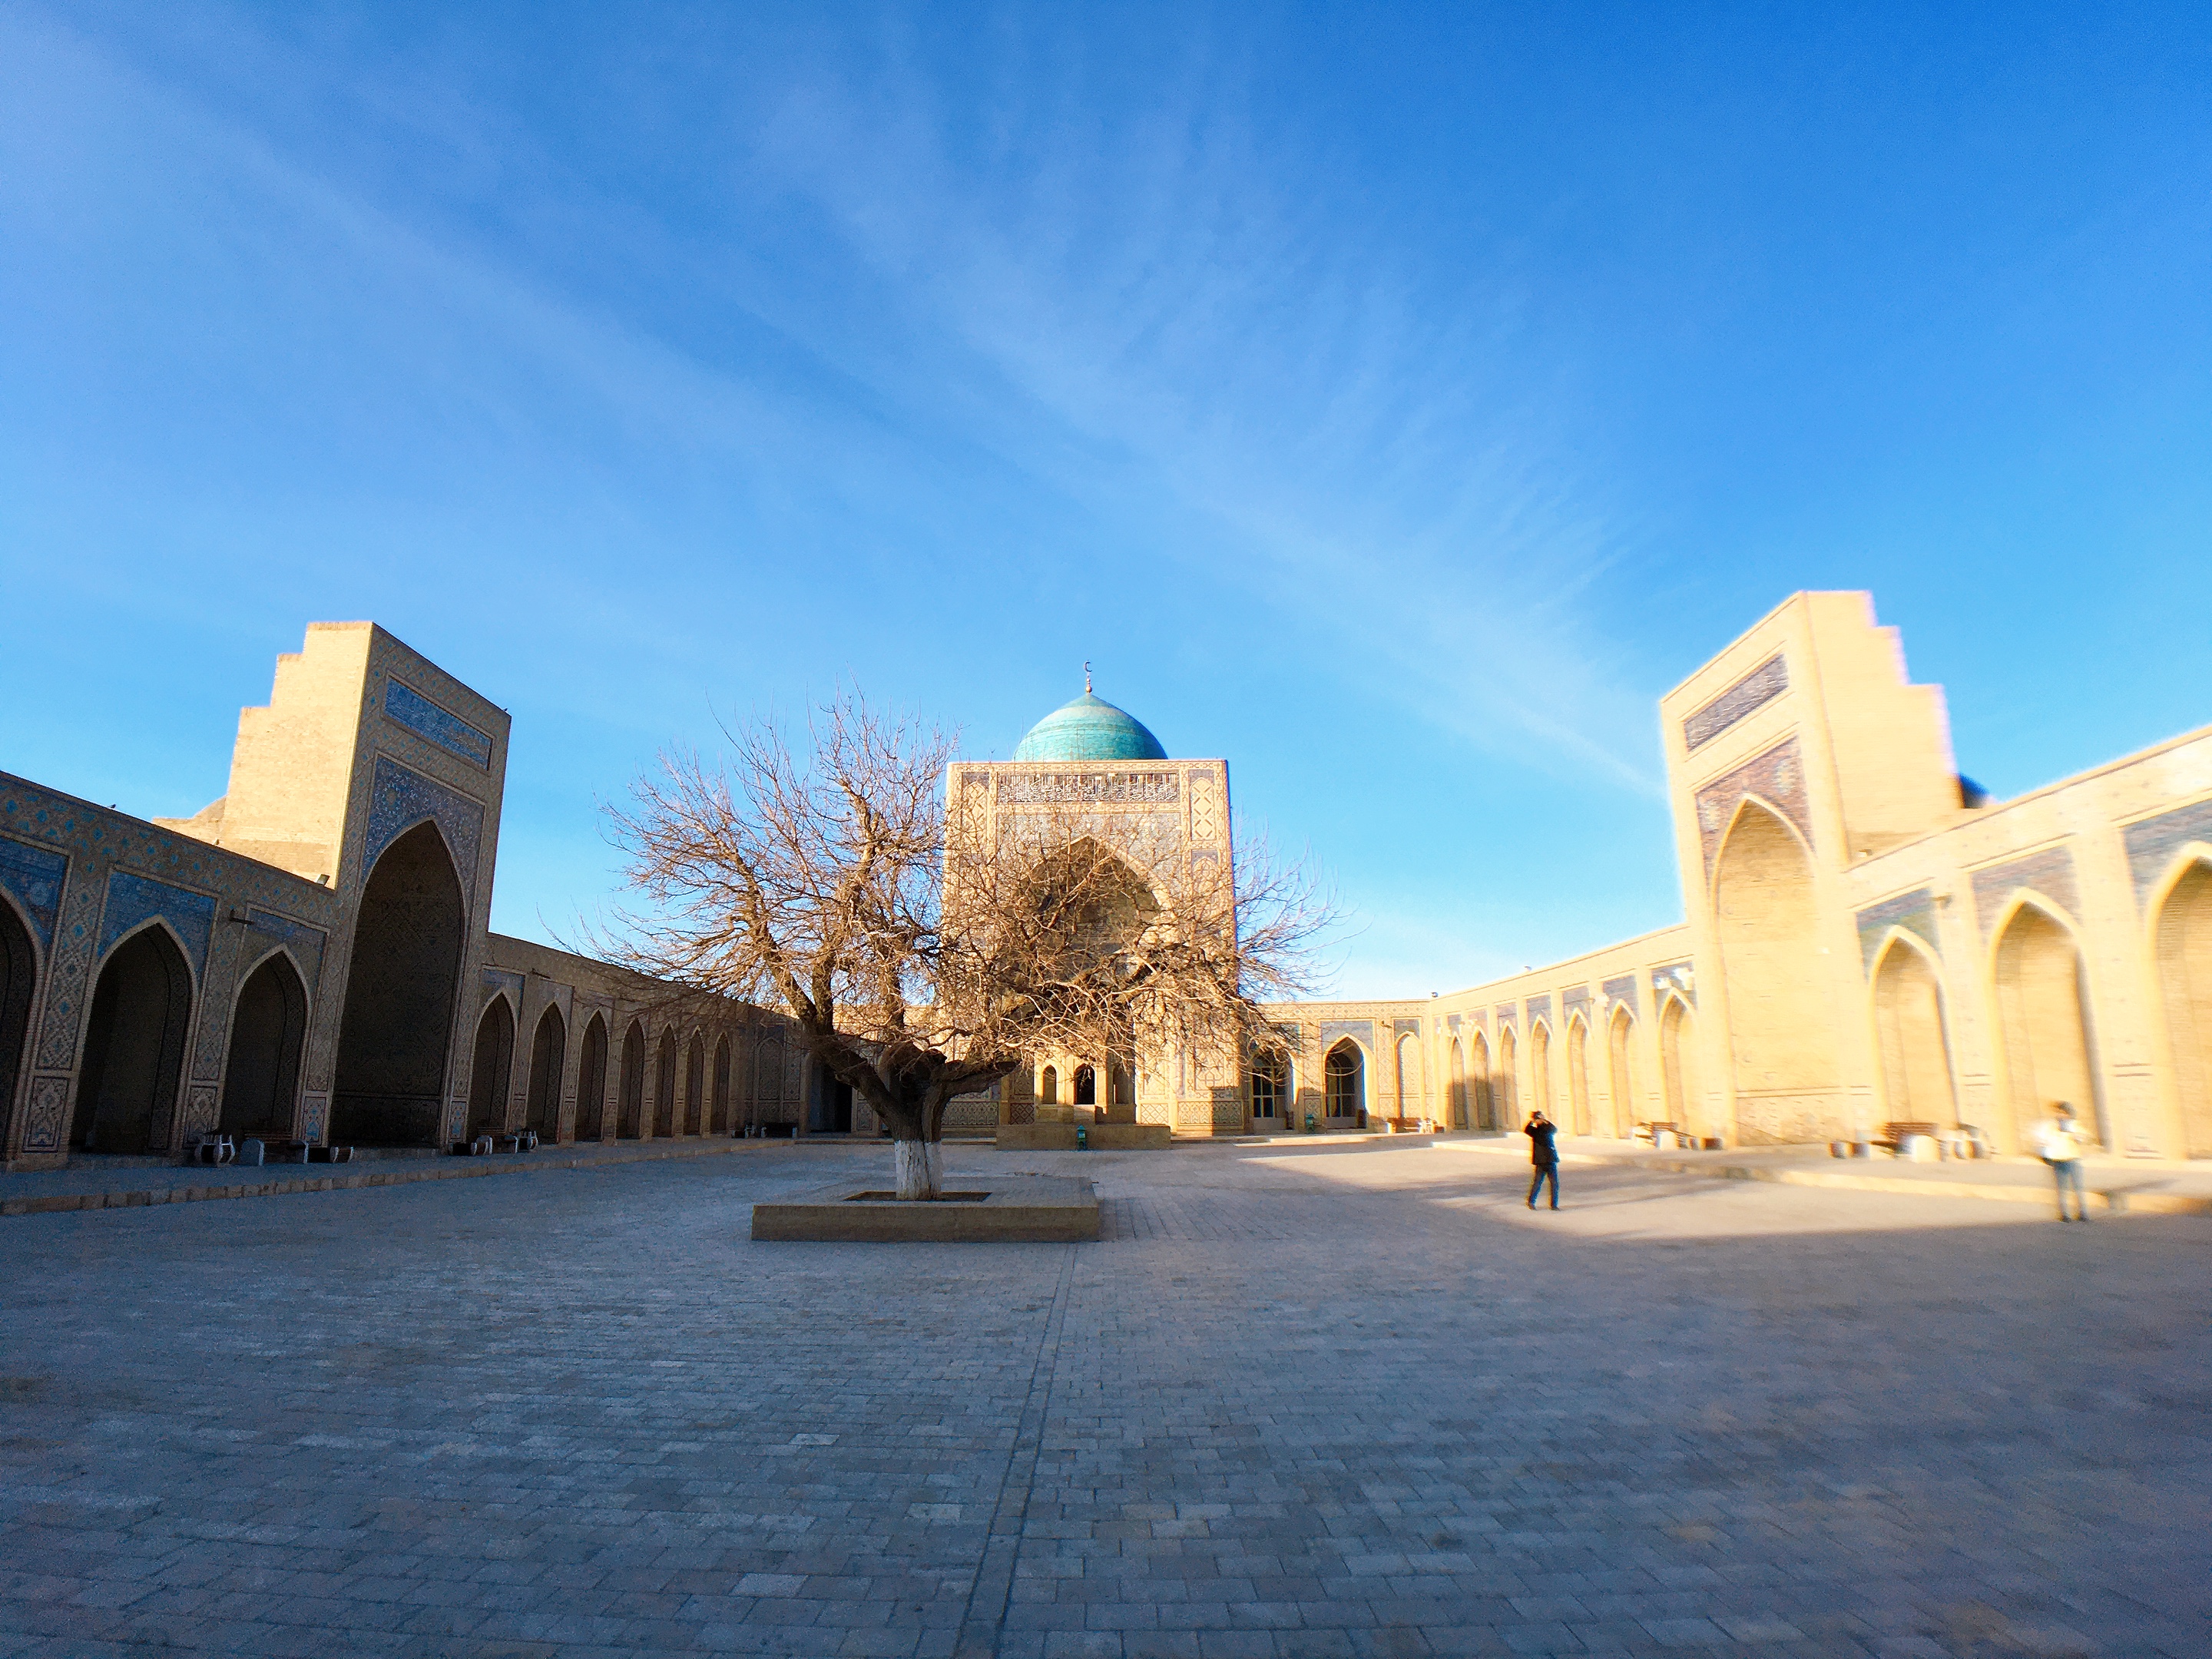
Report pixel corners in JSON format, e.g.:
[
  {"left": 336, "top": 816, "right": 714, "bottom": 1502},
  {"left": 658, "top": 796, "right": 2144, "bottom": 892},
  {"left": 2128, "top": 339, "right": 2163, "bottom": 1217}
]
[
  {"left": 1319, "top": 1018, "right": 1373, "bottom": 1050},
  {"left": 1971, "top": 846, "right": 2079, "bottom": 939},
  {"left": 383, "top": 677, "right": 493, "bottom": 769},
  {"left": 482, "top": 967, "right": 524, "bottom": 1009},
  {"left": 1683, "top": 654, "right": 1789, "bottom": 752},
  {"left": 1562, "top": 985, "right": 1591, "bottom": 1015},
  {"left": 1391, "top": 1017, "right": 1421, "bottom": 1038},
  {"left": 1493, "top": 1004, "right": 1516, "bottom": 1028},
  {"left": 1694, "top": 738, "right": 1813, "bottom": 876},
  {"left": 1651, "top": 962, "right": 1695, "bottom": 1008},
  {"left": 2122, "top": 796, "right": 2212, "bottom": 909},
  {"left": 99, "top": 870, "right": 218, "bottom": 981},
  {"left": 244, "top": 908, "right": 326, "bottom": 988},
  {"left": 0, "top": 835, "right": 68, "bottom": 953},
  {"left": 1856, "top": 887, "right": 1940, "bottom": 973},
  {"left": 1601, "top": 974, "right": 1638, "bottom": 1012},
  {"left": 364, "top": 755, "right": 486, "bottom": 899}
]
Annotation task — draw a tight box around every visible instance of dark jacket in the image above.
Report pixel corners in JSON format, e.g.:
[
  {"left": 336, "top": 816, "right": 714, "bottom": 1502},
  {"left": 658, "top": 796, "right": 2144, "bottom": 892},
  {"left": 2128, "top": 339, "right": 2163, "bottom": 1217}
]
[{"left": 1525, "top": 1118, "right": 1558, "bottom": 1165}]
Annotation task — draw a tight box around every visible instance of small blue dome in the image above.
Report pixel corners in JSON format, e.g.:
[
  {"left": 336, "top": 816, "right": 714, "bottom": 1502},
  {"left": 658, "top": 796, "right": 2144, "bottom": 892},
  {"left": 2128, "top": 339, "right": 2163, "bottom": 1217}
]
[{"left": 1013, "top": 692, "right": 1167, "bottom": 763}]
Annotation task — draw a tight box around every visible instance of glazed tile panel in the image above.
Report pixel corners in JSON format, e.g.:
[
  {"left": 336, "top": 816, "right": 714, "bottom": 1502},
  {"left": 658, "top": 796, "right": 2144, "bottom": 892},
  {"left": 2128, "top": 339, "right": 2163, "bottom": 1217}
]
[
  {"left": 382, "top": 677, "right": 494, "bottom": 769},
  {"left": 1682, "top": 653, "right": 1789, "bottom": 751}
]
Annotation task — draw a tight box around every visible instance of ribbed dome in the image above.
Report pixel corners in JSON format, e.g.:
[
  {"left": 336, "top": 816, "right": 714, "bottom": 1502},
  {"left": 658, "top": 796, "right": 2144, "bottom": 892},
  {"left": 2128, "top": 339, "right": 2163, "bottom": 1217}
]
[{"left": 1012, "top": 692, "right": 1167, "bottom": 763}]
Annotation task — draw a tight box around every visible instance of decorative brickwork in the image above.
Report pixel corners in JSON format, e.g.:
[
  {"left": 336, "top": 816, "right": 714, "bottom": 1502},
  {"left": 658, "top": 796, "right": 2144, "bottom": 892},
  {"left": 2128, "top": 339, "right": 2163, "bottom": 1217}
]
[
  {"left": 1683, "top": 653, "right": 1788, "bottom": 751},
  {"left": 1856, "top": 886, "right": 1940, "bottom": 972},
  {"left": 1971, "top": 845, "right": 2080, "bottom": 937},
  {"left": 2123, "top": 796, "right": 2212, "bottom": 907},
  {"left": 1695, "top": 737, "right": 1813, "bottom": 876}
]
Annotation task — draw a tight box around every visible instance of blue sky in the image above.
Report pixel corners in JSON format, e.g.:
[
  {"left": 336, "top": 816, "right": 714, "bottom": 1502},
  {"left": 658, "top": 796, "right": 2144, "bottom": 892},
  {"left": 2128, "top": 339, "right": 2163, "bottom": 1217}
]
[{"left": 3, "top": 2, "right": 2207, "bottom": 997}]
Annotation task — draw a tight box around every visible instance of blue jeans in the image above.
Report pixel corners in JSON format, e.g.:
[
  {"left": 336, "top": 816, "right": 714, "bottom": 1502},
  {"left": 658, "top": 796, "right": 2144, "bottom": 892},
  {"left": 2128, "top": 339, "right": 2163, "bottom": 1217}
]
[
  {"left": 2050, "top": 1158, "right": 2087, "bottom": 1220},
  {"left": 1528, "top": 1165, "right": 1558, "bottom": 1208}
]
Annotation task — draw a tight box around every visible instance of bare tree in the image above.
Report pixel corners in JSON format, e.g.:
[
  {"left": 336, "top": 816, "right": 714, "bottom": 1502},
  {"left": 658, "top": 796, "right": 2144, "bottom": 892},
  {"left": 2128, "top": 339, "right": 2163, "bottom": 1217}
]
[{"left": 598, "top": 694, "right": 1335, "bottom": 1199}]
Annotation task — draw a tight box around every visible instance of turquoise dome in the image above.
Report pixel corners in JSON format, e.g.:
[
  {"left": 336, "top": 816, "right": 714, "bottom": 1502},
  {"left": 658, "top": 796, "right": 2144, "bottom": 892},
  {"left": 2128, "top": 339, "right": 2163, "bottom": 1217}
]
[{"left": 1013, "top": 692, "right": 1167, "bottom": 763}]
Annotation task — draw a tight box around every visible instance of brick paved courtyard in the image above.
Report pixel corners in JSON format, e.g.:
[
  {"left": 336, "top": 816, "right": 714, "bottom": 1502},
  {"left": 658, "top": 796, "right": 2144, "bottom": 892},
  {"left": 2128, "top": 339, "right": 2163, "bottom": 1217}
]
[{"left": 2, "top": 1141, "right": 2206, "bottom": 1658}]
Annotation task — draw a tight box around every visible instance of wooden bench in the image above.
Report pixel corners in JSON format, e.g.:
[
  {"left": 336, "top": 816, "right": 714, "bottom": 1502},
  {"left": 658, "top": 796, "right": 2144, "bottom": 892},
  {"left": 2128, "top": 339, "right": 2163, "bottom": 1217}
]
[
  {"left": 1633, "top": 1121, "right": 1681, "bottom": 1146},
  {"left": 1872, "top": 1121, "right": 1941, "bottom": 1155}
]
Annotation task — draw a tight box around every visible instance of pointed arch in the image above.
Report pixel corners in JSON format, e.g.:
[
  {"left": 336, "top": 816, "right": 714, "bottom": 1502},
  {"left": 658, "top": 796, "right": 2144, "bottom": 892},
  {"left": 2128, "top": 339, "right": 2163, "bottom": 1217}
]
[
  {"left": 1713, "top": 796, "right": 1842, "bottom": 1141},
  {"left": 1324, "top": 1039, "right": 1364, "bottom": 1121},
  {"left": 1565, "top": 1015, "right": 1592, "bottom": 1134},
  {"left": 334, "top": 820, "right": 464, "bottom": 1145},
  {"left": 525, "top": 1002, "right": 566, "bottom": 1138},
  {"left": 1073, "top": 1062, "right": 1097, "bottom": 1106},
  {"left": 1869, "top": 931, "right": 1957, "bottom": 1128},
  {"left": 654, "top": 1028, "right": 678, "bottom": 1137},
  {"left": 1469, "top": 1030, "right": 1495, "bottom": 1130},
  {"left": 2153, "top": 853, "right": 2212, "bottom": 1156},
  {"left": 1659, "top": 992, "right": 1697, "bottom": 1136},
  {"left": 1495, "top": 1026, "right": 1518, "bottom": 1123},
  {"left": 1606, "top": 1005, "right": 1634, "bottom": 1137},
  {"left": 1394, "top": 1031, "right": 1422, "bottom": 1121},
  {"left": 466, "top": 995, "right": 515, "bottom": 1141},
  {"left": 1992, "top": 896, "right": 2102, "bottom": 1153},
  {"left": 575, "top": 1013, "right": 609, "bottom": 1142},
  {"left": 73, "top": 922, "right": 194, "bottom": 1153},
  {"left": 618, "top": 1019, "right": 646, "bottom": 1138},
  {"left": 219, "top": 949, "right": 308, "bottom": 1137},
  {"left": 1038, "top": 1064, "right": 1059, "bottom": 1105},
  {"left": 712, "top": 1033, "right": 733, "bottom": 1134},
  {"left": 1527, "top": 1021, "right": 1553, "bottom": 1124},
  {"left": 1448, "top": 1036, "right": 1467, "bottom": 1130},
  {"left": 684, "top": 1034, "right": 705, "bottom": 1135},
  {"left": 0, "top": 890, "right": 41, "bottom": 1139}
]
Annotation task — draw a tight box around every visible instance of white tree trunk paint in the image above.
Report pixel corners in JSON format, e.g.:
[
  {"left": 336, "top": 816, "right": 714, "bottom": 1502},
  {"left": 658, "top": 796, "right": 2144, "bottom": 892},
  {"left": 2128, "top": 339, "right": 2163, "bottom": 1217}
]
[{"left": 893, "top": 1137, "right": 942, "bottom": 1201}]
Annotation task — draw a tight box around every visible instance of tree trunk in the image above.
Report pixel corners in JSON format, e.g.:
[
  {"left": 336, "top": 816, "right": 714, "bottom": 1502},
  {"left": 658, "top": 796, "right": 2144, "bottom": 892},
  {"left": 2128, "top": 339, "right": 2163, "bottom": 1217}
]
[{"left": 893, "top": 1135, "right": 942, "bottom": 1201}]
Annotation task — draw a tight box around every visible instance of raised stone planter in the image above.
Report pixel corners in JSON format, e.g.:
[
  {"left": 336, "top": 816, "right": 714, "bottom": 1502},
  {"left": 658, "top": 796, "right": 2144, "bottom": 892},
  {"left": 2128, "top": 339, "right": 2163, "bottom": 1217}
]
[
  {"left": 994, "top": 1123, "right": 1173, "bottom": 1151},
  {"left": 750, "top": 1175, "right": 1099, "bottom": 1242}
]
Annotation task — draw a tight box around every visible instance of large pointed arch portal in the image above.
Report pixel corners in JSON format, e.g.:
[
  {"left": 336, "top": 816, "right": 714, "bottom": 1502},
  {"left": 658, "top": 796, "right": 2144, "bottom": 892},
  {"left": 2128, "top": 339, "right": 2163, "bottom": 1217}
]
[{"left": 333, "top": 821, "right": 466, "bottom": 1146}]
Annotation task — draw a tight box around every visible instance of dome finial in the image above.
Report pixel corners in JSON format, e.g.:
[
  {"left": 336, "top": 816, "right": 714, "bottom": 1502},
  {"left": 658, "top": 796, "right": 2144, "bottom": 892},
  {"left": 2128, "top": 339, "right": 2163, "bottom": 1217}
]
[{"left": 1083, "top": 659, "right": 1091, "bottom": 694}]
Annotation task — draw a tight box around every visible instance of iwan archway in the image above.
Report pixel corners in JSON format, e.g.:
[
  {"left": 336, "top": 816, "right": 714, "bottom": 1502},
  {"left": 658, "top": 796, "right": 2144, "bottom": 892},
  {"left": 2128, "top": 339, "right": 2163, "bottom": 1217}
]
[{"left": 333, "top": 822, "right": 465, "bottom": 1145}]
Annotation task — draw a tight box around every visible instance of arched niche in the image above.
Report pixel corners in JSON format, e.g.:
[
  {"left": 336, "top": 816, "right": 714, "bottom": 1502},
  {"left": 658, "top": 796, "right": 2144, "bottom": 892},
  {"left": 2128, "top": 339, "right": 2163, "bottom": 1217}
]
[
  {"left": 1249, "top": 1047, "right": 1287, "bottom": 1124},
  {"left": 1495, "top": 1027, "right": 1518, "bottom": 1123},
  {"left": 1714, "top": 799, "right": 1841, "bottom": 1141},
  {"left": 575, "top": 1014, "right": 609, "bottom": 1142},
  {"left": 1324, "top": 1040, "right": 1363, "bottom": 1121},
  {"left": 72, "top": 925, "right": 193, "bottom": 1154},
  {"left": 1565, "top": 1017, "right": 1591, "bottom": 1134},
  {"left": 467, "top": 997, "right": 514, "bottom": 1141},
  {"left": 1992, "top": 900, "right": 2101, "bottom": 1152},
  {"left": 220, "top": 951, "right": 307, "bottom": 1138},
  {"left": 1073, "top": 1063, "right": 1097, "bottom": 1107},
  {"left": 2154, "top": 858, "right": 2212, "bottom": 1157},
  {"left": 1394, "top": 1032, "right": 1422, "bottom": 1121},
  {"left": 1869, "top": 934, "right": 1956, "bottom": 1128},
  {"left": 1660, "top": 995, "right": 1697, "bottom": 1134},
  {"left": 653, "top": 1029, "right": 677, "bottom": 1137},
  {"left": 333, "top": 821, "right": 465, "bottom": 1145},
  {"left": 712, "top": 1035, "right": 733, "bottom": 1134},
  {"left": 525, "top": 1003, "right": 565, "bottom": 1138},
  {"left": 1527, "top": 1022, "right": 1553, "bottom": 1123},
  {"left": 1038, "top": 1064, "right": 1059, "bottom": 1105},
  {"left": 618, "top": 1021, "right": 646, "bottom": 1138},
  {"left": 684, "top": 1035, "right": 705, "bottom": 1135},
  {"left": 1469, "top": 1031, "right": 1494, "bottom": 1131},
  {"left": 1448, "top": 1038, "right": 1467, "bottom": 1130},
  {"left": 0, "top": 896, "right": 39, "bottom": 1137},
  {"left": 1606, "top": 1007, "right": 1634, "bottom": 1138}
]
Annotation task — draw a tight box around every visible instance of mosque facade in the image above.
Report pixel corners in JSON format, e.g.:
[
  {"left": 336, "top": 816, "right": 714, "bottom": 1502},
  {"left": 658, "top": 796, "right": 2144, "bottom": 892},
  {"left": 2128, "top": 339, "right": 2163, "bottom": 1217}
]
[{"left": 4, "top": 593, "right": 2211, "bottom": 1171}]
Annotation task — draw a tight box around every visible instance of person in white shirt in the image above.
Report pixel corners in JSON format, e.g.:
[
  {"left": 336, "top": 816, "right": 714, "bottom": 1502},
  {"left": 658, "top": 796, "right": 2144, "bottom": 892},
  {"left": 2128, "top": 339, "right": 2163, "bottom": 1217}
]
[{"left": 2034, "top": 1101, "right": 2090, "bottom": 1222}]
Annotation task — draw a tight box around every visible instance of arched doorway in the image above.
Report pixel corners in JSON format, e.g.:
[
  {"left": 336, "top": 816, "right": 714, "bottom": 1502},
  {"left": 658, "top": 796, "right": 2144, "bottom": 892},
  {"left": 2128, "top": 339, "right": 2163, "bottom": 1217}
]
[
  {"left": 1250, "top": 1048, "right": 1286, "bottom": 1124},
  {"left": 1324, "top": 1041, "right": 1363, "bottom": 1121},
  {"left": 525, "top": 1004, "right": 565, "bottom": 1139},
  {"left": 1448, "top": 1038, "right": 1467, "bottom": 1129},
  {"left": 467, "top": 998, "right": 514, "bottom": 1141},
  {"left": 1871, "top": 936, "right": 1956, "bottom": 1128},
  {"left": 72, "top": 926, "right": 193, "bottom": 1154},
  {"left": 810, "top": 1061, "right": 853, "bottom": 1134},
  {"left": 0, "top": 899, "right": 35, "bottom": 1134},
  {"left": 575, "top": 1015, "right": 609, "bottom": 1141},
  {"left": 1395, "top": 1032, "right": 1422, "bottom": 1121},
  {"left": 1528, "top": 1024, "right": 1553, "bottom": 1124},
  {"left": 654, "top": 1030, "right": 677, "bottom": 1136},
  {"left": 333, "top": 823, "right": 465, "bottom": 1145},
  {"left": 1714, "top": 801, "right": 1842, "bottom": 1141},
  {"left": 1039, "top": 1065, "right": 1059, "bottom": 1105},
  {"left": 1073, "top": 1063, "right": 1096, "bottom": 1107},
  {"left": 1661, "top": 997, "right": 1697, "bottom": 1134},
  {"left": 684, "top": 1036, "right": 704, "bottom": 1135},
  {"left": 219, "top": 952, "right": 307, "bottom": 1138},
  {"left": 1470, "top": 1031, "right": 1494, "bottom": 1130},
  {"left": 1496, "top": 1028, "right": 1518, "bottom": 1124},
  {"left": 618, "top": 1021, "right": 645, "bottom": 1137},
  {"left": 1992, "top": 903, "right": 2101, "bottom": 1152},
  {"left": 2154, "top": 860, "right": 2212, "bottom": 1156},
  {"left": 712, "top": 1035, "right": 732, "bottom": 1134},
  {"left": 1566, "top": 1018, "right": 1591, "bottom": 1134},
  {"left": 1607, "top": 1007, "right": 1635, "bottom": 1137}
]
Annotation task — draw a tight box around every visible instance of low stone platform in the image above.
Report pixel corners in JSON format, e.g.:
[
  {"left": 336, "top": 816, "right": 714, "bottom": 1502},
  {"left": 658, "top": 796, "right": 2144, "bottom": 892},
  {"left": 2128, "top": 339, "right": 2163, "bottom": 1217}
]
[
  {"left": 750, "top": 1174, "right": 1099, "bottom": 1241},
  {"left": 994, "top": 1121, "right": 1173, "bottom": 1151}
]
